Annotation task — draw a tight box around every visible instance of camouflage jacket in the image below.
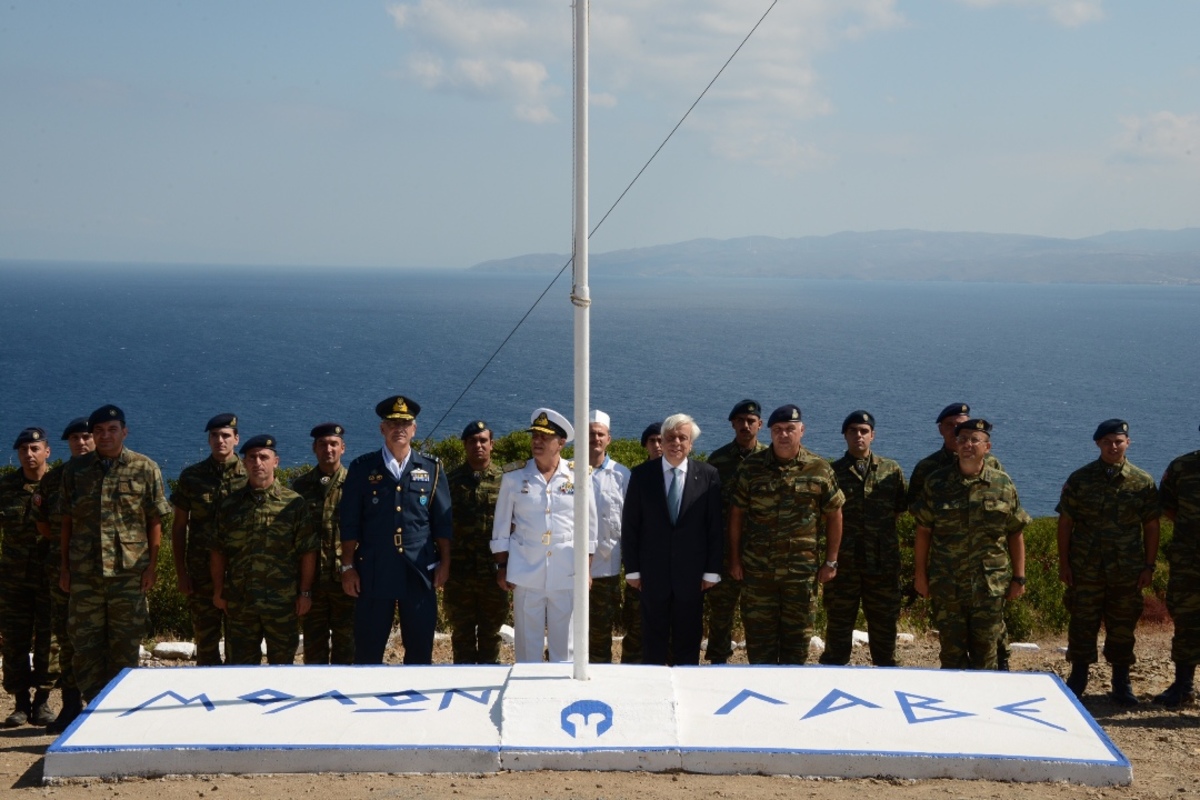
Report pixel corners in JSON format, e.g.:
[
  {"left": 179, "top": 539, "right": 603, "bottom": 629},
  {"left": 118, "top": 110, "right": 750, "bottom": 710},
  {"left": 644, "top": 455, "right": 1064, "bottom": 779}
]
[
  {"left": 1160, "top": 449, "right": 1200, "bottom": 562},
  {"left": 447, "top": 461, "right": 503, "bottom": 580},
  {"left": 59, "top": 448, "right": 172, "bottom": 578},
  {"left": 732, "top": 446, "right": 845, "bottom": 579},
  {"left": 1056, "top": 458, "right": 1161, "bottom": 582},
  {"left": 908, "top": 446, "right": 1003, "bottom": 512},
  {"left": 708, "top": 439, "right": 766, "bottom": 526},
  {"left": 171, "top": 455, "right": 248, "bottom": 566},
  {"left": 31, "top": 462, "right": 66, "bottom": 567},
  {"left": 0, "top": 468, "right": 49, "bottom": 582},
  {"left": 213, "top": 480, "right": 317, "bottom": 609},
  {"left": 831, "top": 451, "right": 907, "bottom": 573},
  {"left": 291, "top": 464, "right": 347, "bottom": 585},
  {"left": 913, "top": 463, "right": 1030, "bottom": 598}
]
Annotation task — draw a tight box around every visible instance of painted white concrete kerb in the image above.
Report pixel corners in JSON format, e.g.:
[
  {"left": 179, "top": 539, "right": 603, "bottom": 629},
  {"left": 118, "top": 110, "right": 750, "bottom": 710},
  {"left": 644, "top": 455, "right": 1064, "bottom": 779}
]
[{"left": 45, "top": 664, "right": 1130, "bottom": 785}]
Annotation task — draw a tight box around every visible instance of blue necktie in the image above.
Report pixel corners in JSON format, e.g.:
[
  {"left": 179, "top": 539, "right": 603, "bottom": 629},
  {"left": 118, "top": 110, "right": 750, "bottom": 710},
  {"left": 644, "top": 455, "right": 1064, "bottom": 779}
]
[{"left": 668, "top": 467, "right": 682, "bottom": 525}]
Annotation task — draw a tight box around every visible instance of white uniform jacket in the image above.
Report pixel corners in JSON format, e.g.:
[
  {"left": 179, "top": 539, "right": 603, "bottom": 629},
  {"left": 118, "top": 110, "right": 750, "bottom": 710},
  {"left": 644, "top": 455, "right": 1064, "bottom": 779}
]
[
  {"left": 590, "top": 456, "right": 630, "bottom": 578},
  {"left": 491, "top": 458, "right": 599, "bottom": 592}
]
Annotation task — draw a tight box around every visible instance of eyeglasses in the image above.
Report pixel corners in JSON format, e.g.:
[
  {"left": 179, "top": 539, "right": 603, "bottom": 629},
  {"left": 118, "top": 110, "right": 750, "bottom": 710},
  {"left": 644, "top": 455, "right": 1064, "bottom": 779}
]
[{"left": 956, "top": 435, "right": 989, "bottom": 446}]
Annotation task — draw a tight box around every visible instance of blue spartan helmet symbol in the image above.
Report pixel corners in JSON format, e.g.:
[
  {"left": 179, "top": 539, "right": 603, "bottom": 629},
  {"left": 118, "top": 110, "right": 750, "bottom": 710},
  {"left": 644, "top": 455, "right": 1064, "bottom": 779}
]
[{"left": 560, "top": 699, "right": 614, "bottom": 738}]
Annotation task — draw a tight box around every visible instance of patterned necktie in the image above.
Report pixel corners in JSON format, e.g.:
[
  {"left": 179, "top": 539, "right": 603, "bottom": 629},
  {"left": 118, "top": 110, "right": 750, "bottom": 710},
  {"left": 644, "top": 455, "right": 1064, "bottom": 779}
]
[{"left": 668, "top": 467, "right": 682, "bottom": 525}]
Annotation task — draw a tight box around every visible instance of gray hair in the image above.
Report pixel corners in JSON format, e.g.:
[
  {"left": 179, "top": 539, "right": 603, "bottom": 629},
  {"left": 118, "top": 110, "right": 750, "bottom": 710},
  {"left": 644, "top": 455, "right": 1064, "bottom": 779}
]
[{"left": 662, "top": 413, "right": 700, "bottom": 440}]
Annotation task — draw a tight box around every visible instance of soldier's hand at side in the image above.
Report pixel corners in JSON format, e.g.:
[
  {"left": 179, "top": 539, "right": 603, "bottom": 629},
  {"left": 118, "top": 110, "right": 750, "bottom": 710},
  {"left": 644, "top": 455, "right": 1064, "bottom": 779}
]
[
  {"left": 1137, "top": 567, "right": 1154, "bottom": 590},
  {"left": 341, "top": 568, "right": 360, "bottom": 598},
  {"left": 140, "top": 565, "right": 157, "bottom": 593},
  {"left": 433, "top": 560, "right": 450, "bottom": 589},
  {"left": 914, "top": 574, "right": 929, "bottom": 598},
  {"left": 177, "top": 572, "right": 194, "bottom": 596},
  {"left": 59, "top": 567, "right": 71, "bottom": 594},
  {"left": 1058, "top": 562, "right": 1073, "bottom": 587},
  {"left": 729, "top": 559, "right": 743, "bottom": 582},
  {"left": 817, "top": 564, "right": 837, "bottom": 584},
  {"left": 213, "top": 594, "right": 227, "bottom": 611},
  {"left": 1006, "top": 581, "right": 1026, "bottom": 601},
  {"left": 296, "top": 595, "right": 313, "bottom": 617}
]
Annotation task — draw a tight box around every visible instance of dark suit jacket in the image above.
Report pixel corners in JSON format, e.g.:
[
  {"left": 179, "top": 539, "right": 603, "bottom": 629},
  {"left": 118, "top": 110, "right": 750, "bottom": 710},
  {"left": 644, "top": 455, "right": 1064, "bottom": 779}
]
[{"left": 622, "top": 456, "right": 723, "bottom": 602}]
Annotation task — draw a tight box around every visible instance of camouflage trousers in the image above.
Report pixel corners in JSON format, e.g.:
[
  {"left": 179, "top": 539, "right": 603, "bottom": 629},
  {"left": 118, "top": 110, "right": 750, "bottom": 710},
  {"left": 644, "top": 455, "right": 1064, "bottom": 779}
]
[
  {"left": 45, "top": 556, "right": 73, "bottom": 691},
  {"left": 186, "top": 557, "right": 225, "bottom": 666},
  {"left": 68, "top": 571, "right": 147, "bottom": 701},
  {"left": 588, "top": 575, "right": 621, "bottom": 663},
  {"left": 742, "top": 572, "right": 816, "bottom": 665},
  {"left": 1064, "top": 579, "right": 1143, "bottom": 666},
  {"left": 1167, "top": 555, "right": 1200, "bottom": 665},
  {"left": 301, "top": 579, "right": 356, "bottom": 665},
  {"left": 621, "top": 583, "right": 642, "bottom": 664},
  {"left": 704, "top": 573, "right": 742, "bottom": 663},
  {"left": 225, "top": 600, "right": 298, "bottom": 665},
  {"left": 931, "top": 587, "right": 1004, "bottom": 669},
  {"left": 1, "top": 576, "right": 55, "bottom": 695},
  {"left": 819, "top": 565, "right": 901, "bottom": 666},
  {"left": 444, "top": 571, "right": 508, "bottom": 664}
]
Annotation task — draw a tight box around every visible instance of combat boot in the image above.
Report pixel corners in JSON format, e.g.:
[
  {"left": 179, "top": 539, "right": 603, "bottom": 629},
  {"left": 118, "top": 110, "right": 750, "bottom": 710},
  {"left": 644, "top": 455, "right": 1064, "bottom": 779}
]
[
  {"left": 1153, "top": 663, "right": 1197, "bottom": 709},
  {"left": 3, "top": 692, "right": 32, "bottom": 727},
  {"left": 31, "top": 689, "right": 54, "bottom": 726},
  {"left": 45, "top": 688, "right": 83, "bottom": 735},
  {"left": 996, "top": 647, "right": 1010, "bottom": 672},
  {"left": 1065, "top": 662, "right": 1089, "bottom": 698},
  {"left": 1110, "top": 664, "right": 1138, "bottom": 707}
]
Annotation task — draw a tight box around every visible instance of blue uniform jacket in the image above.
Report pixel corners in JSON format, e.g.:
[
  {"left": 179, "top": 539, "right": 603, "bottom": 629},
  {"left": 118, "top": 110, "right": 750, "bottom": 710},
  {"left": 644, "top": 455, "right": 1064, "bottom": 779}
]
[{"left": 339, "top": 449, "right": 452, "bottom": 599}]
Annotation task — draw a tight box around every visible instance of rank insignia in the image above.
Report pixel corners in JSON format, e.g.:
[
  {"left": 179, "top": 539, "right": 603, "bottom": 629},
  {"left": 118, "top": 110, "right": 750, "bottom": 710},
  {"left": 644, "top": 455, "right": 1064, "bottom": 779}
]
[
  {"left": 411, "top": 468, "right": 430, "bottom": 482},
  {"left": 368, "top": 473, "right": 383, "bottom": 484}
]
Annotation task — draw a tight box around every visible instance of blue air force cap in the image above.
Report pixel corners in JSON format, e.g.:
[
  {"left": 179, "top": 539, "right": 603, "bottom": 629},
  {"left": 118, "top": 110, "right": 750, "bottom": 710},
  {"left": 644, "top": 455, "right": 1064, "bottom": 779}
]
[
  {"left": 1093, "top": 419, "right": 1130, "bottom": 442},
  {"left": 937, "top": 403, "right": 970, "bottom": 423},
  {"left": 842, "top": 410, "right": 876, "bottom": 433},
  {"left": 205, "top": 413, "right": 238, "bottom": 432},
  {"left": 310, "top": 423, "right": 345, "bottom": 439},
  {"left": 376, "top": 395, "right": 420, "bottom": 421},
  {"left": 955, "top": 419, "right": 992, "bottom": 437},
  {"left": 728, "top": 400, "right": 762, "bottom": 420},
  {"left": 88, "top": 405, "right": 125, "bottom": 430},
  {"left": 240, "top": 434, "right": 277, "bottom": 454},
  {"left": 13, "top": 427, "right": 47, "bottom": 449},
  {"left": 461, "top": 420, "right": 489, "bottom": 440},
  {"left": 61, "top": 418, "right": 90, "bottom": 440},
  {"left": 768, "top": 405, "right": 802, "bottom": 427}
]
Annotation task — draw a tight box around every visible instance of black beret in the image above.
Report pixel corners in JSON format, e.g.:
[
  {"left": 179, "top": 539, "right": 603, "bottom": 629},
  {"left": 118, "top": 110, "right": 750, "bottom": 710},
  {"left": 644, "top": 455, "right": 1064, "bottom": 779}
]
[
  {"left": 240, "top": 434, "right": 277, "bottom": 454},
  {"left": 842, "top": 410, "right": 875, "bottom": 433},
  {"left": 767, "top": 404, "right": 802, "bottom": 427},
  {"left": 375, "top": 395, "right": 420, "bottom": 421},
  {"left": 310, "top": 422, "right": 345, "bottom": 439},
  {"left": 640, "top": 422, "right": 662, "bottom": 447},
  {"left": 728, "top": 399, "right": 762, "bottom": 420},
  {"left": 937, "top": 403, "right": 970, "bottom": 423},
  {"left": 60, "top": 417, "right": 90, "bottom": 440},
  {"left": 461, "top": 420, "right": 490, "bottom": 439},
  {"left": 12, "top": 427, "right": 47, "bottom": 449},
  {"left": 88, "top": 404, "right": 125, "bottom": 430},
  {"left": 205, "top": 413, "right": 238, "bottom": 432},
  {"left": 1093, "top": 419, "right": 1130, "bottom": 442},
  {"left": 954, "top": 418, "right": 993, "bottom": 436}
]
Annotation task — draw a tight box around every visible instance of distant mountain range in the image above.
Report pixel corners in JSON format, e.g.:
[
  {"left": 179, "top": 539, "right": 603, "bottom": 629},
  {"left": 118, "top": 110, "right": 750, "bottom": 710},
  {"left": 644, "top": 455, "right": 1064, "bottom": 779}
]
[{"left": 469, "top": 228, "right": 1200, "bottom": 284}]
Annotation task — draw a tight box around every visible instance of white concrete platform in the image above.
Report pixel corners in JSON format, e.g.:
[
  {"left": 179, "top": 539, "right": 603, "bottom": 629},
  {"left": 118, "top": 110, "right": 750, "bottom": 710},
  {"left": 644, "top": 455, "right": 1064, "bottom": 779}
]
[{"left": 44, "top": 664, "right": 1130, "bottom": 785}]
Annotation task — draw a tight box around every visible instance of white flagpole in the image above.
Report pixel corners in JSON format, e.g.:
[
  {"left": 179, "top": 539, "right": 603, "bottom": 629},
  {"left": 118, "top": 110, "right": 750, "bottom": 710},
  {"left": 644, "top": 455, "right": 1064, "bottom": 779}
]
[{"left": 571, "top": 0, "right": 591, "bottom": 681}]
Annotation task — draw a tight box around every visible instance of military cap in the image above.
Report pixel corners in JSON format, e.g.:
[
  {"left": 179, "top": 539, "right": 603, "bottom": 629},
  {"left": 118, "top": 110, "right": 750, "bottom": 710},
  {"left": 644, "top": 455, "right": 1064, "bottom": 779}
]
[
  {"left": 529, "top": 407, "right": 573, "bottom": 442},
  {"left": 589, "top": 409, "right": 611, "bottom": 429},
  {"left": 88, "top": 404, "right": 125, "bottom": 430},
  {"left": 954, "top": 418, "right": 993, "bottom": 437},
  {"left": 60, "top": 417, "right": 90, "bottom": 440},
  {"left": 728, "top": 399, "right": 762, "bottom": 420},
  {"left": 12, "top": 427, "right": 47, "bottom": 449},
  {"left": 640, "top": 422, "right": 661, "bottom": 447},
  {"left": 842, "top": 410, "right": 876, "bottom": 433},
  {"left": 937, "top": 403, "right": 970, "bottom": 423},
  {"left": 1093, "top": 418, "right": 1130, "bottom": 441},
  {"left": 767, "top": 404, "right": 802, "bottom": 427},
  {"left": 205, "top": 413, "right": 238, "bottom": 432},
  {"left": 375, "top": 395, "right": 420, "bottom": 421},
  {"left": 460, "top": 420, "right": 489, "bottom": 440},
  {"left": 240, "top": 434, "right": 277, "bottom": 454},
  {"left": 310, "top": 422, "right": 345, "bottom": 439}
]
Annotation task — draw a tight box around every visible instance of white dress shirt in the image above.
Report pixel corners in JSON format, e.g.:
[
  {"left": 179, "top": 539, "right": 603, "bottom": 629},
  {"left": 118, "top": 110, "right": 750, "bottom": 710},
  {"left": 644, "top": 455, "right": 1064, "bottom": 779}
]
[{"left": 590, "top": 455, "right": 631, "bottom": 578}]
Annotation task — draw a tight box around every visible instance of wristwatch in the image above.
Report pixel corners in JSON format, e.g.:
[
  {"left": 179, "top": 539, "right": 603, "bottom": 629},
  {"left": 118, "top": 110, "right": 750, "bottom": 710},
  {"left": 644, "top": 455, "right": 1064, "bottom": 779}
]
[
  {"left": 1011, "top": 576, "right": 1026, "bottom": 586},
  {"left": 492, "top": 562, "right": 508, "bottom": 572},
  {"left": 823, "top": 560, "right": 838, "bottom": 570},
  {"left": 298, "top": 590, "right": 313, "bottom": 598},
  {"left": 339, "top": 563, "right": 356, "bottom": 574}
]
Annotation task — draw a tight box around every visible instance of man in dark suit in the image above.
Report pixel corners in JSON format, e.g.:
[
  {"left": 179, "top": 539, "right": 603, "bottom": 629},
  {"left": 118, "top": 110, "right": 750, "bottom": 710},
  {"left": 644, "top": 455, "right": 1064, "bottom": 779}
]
[
  {"left": 339, "top": 395, "right": 451, "bottom": 665},
  {"left": 622, "top": 413, "right": 723, "bottom": 666}
]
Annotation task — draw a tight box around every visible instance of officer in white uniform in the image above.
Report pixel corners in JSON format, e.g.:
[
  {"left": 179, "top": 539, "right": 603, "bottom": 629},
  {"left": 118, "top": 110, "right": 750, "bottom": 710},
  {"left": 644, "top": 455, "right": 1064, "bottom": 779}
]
[
  {"left": 587, "top": 410, "right": 631, "bottom": 662},
  {"left": 491, "top": 408, "right": 598, "bottom": 663}
]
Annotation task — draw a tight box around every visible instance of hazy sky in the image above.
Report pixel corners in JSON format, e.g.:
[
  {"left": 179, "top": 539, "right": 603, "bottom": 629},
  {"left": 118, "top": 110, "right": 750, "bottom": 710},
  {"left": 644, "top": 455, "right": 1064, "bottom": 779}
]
[{"left": 2, "top": 1, "right": 1198, "bottom": 269}]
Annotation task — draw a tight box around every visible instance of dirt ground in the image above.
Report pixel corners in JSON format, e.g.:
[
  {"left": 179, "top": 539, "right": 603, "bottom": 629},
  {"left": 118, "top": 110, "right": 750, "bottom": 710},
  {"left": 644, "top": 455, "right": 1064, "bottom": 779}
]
[{"left": 3, "top": 625, "right": 1197, "bottom": 800}]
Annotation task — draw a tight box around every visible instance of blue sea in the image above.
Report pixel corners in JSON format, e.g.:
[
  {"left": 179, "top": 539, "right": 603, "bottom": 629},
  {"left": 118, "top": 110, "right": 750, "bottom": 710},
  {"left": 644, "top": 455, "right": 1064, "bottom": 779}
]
[{"left": 2, "top": 262, "right": 1197, "bottom": 516}]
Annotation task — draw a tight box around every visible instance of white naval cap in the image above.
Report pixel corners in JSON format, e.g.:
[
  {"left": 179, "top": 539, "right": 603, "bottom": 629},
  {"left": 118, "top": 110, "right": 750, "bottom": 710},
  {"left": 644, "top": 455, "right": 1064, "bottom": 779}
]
[
  {"left": 529, "top": 407, "right": 574, "bottom": 443},
  {"left": 589, "top": 409, "right": 611, "bottom": 430}
]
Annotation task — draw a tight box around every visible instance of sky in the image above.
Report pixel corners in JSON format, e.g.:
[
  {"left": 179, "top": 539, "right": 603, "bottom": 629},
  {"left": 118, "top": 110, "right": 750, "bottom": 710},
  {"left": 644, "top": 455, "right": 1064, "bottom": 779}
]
[{"left": 2, "top": 0, "right": 1198, "bottom": 269}]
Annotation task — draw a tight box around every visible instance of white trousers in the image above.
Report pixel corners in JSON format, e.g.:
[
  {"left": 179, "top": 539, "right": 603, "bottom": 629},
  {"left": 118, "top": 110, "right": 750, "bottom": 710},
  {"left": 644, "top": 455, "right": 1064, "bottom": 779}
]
[{"left": 512, "top": 585, "right": 573, "bottom": 663}]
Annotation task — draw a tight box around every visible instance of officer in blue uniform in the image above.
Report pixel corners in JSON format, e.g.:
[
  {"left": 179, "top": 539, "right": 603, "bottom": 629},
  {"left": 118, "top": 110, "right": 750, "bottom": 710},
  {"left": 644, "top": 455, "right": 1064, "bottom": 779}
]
[{"left": 339, "top": 395, "right": 452, "bottom": 664}]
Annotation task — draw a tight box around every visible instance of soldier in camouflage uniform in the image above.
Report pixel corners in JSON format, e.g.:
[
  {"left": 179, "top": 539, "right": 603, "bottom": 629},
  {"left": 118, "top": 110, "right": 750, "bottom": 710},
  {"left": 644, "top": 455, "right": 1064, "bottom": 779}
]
[
  {"left": 908, "top": 402, "right": 1011, "bottom": 669},
  {"left": 31, "top": 417, "right": 93, "bottom": 733},
  {"left": 705, "top": 399, "right": 767, "bottom": 664},
  {"left": 445, "top": 421, "right": 506, "bottom": 664},
  {"left": 821, "top": 411, "right": 908, "bottom": 667},
  {"left": 913, "top": 419, "right": 1030, "bottom": 670},
  {"left": 59, "top": 405, "right": 172, "bottom": 702},
  {"left": 1, "top": 428, "right": 56, "bottom": 727},
  {"left": 212, "top": 435, "right": 317, "bottom": 665},
  {"left": 170, "top": 413, "right": 246, "bottom": 666},
  {"left": 291, "top": 423, "right": 353, "bottom": 664},
  {"left": 587, "top": 411, "right": 632, "bottom": 663},
  {"left": 729, "top": 405, "right": 844, "bottom": 665},
  {"left": 1156, "top": 424, "right": 1200, "bottom": 708},
  {"left": 1057, "top": 419, "right": 1161, "bottom": 706}
]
